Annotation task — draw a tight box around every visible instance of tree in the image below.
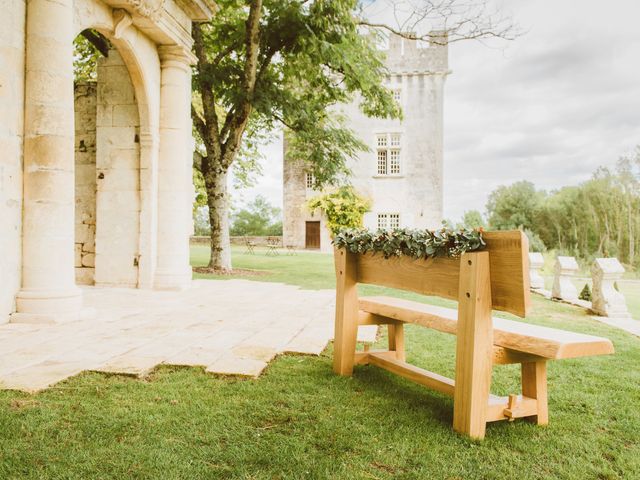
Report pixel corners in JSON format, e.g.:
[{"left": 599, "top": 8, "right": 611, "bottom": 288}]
[
  {"left": 487, "top": 149, "right": 640, "bottom": 267},
  {"left": 73, "top": 30, "right": 111, "bottom": 81},
  {"left": 486, "top": 180, "right": 544, "bottom": 231},
  {"left": 192, "top": 0, "right": 519, "bottom": 272},
  {"left": 460, "top": 210, "right": 485, "bottom": 229},
  {"left": 306, "top": 186, "right": 370, "bottom": 236},
  {"left": 230, "top": 195, "right": 282, "bottom": 236}
]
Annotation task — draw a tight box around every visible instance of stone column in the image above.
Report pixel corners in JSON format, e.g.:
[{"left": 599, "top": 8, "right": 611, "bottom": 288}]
[
  {"left": 551, "top": 256, "right": 579, "bottom": 302},
  {"left": 12, "top": 0, "right": 82, "bottom": 323},
  {"left": 528, "top": 252, "right": 545, "bottom": 290},
  {"left": 154, "top": 46, "right": 195, "bottom": 290},
  {"left": 592, "top": 258, "right": 630, "bottom": 318}
]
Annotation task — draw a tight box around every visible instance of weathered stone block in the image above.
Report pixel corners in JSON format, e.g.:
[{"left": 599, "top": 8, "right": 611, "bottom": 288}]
[
  {"left": 112, "top": 104, "right": 139, "bottom": 127},
  {"left": 97, "top": 126, "right": 138, "bottom": 151},
  {"left": 528, "top": 252, "right": 545, "bottom": 290},
  {"left": 75, "top": 223, "right": 95, "bottom": 245},
  {"left": 75, "top": 267, "right": 94, "bottom": 286},
  {"left": 591, "top": 258, "right": 630, "bottom": 318},
  {"left": 74, "top": 243, "right": 82, "bottom": 267},
  {"left": 96, "top": 104, "right": 113, "bottom": 127},
  {"left": 552, "top": 256, "right": 579, "bottom": 301},
  {"left": 97, "top": 69, "right": 135, "bottom": 104},
  {"left": 81, "top": 253, "right": 95, "bottom": 268}
]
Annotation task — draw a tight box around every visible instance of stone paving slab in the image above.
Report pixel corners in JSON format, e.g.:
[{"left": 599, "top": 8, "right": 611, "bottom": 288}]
[{"left": 0, "top": 280, "right": 378, "bottom": 392}]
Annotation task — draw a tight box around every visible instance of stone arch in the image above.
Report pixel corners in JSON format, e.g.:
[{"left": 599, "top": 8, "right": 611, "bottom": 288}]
[
  {"left": 73, "top": 0, "right": 161, "bottom": 288},
  {"left": 73, "top": 0, "right": 161, "bottom": 133}
]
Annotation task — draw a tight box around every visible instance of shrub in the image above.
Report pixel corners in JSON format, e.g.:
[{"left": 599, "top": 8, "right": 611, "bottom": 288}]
[{"left": 579, "top": 283, "right": 592, "bottom": 301}]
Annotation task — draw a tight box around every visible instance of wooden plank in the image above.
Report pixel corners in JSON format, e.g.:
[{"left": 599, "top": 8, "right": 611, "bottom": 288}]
[
  {"left": 358, "top": 311, "right": 401, "bottom": 326},
  {"left": 486, "top": 394, "right": 538, "bottom": 422},
  {"left": 483, "top": 230, "right": 531, "bottom": 317},
  {"left": 521, "top": 361, "right": 549, "bottom": 425},
  {"left": 333, "top": 249, "right": 359, "bottom": 375},
  {"left": 359, "top": 296, "right": 615, "bottom": 360},
  {"left": 352, "top": 230, "right": 530, "bottom": 317},
  {"left": 388, "top": 324, "right": 406, "bottom": 361},
  {"left": 492, "top": 347, "right": 544, "bottom": 365},
  {"left": 355, "top": 350, "right": 397, "bottom": 365},
  {"left": 367, "top": 352, "right": 455, "bottom": 396},
  {"left": 357, "top": 252, "right": 460, "bottom": 303},
  {"left": 453, "top": 251, "right": 494, "bottom": 440}
]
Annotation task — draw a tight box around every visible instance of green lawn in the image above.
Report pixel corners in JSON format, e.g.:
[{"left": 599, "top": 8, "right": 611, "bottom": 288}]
[{"left": 1, "top": 247, "right": 639, "bottom": 479}]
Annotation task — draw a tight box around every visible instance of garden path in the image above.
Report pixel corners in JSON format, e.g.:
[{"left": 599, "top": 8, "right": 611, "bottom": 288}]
[{"left": 0, "top": 280, "right": 376, "bottom": 392}]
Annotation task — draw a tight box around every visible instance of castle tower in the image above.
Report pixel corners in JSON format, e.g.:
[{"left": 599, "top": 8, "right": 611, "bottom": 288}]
[{"left": 283, "top": 33, "right": 449, "bottom": 252}]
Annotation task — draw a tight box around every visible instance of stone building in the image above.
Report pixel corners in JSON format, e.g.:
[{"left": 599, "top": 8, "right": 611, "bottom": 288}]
[
  {"left": 283, "top": 34, "right": 449, "bottom": 252},
  {"left": 0, "top": 0, "right": 215, "bottom": 324}
]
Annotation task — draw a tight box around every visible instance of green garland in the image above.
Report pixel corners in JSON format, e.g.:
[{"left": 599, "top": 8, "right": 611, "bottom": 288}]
[{"left": 333, "top": 226, "right": 486, "bottom": 259}]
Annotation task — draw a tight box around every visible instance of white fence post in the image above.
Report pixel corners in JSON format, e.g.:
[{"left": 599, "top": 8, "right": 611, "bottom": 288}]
[
  {"left": 591, "top": 258, "right": 631, "bottom": 318},
  {"left": 552, "top": 256, "right": 579, "bottom": 301}
]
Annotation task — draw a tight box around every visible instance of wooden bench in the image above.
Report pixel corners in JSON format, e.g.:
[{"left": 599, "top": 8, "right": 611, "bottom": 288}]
[{"left": 333, "top": 230, "right": 614, "bottom": 440}]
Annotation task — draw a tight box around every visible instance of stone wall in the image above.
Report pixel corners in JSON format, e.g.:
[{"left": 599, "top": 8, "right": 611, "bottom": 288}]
[
  {"left": 191, "top": 236, "right": 283, "bottom": 246},
  {"left": 94, "top": 48, "right": 141, "bottom": 287},
  {"left": 0, "top": 0, "right": 26, "bottom": 323},
  {"left": 73, "top": 49, "right": 142, "bottom": 288},
  {"left": 74, "top": 82, "right": 98, "bottom": 285}
]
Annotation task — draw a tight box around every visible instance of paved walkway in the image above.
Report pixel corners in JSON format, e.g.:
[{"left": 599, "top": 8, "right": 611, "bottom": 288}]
[
  {"left": 0, "top": 280, "right": 377, "bottom": 392},
  {"left": 532, "top": 288, "right": 639, "bottom": 338}
]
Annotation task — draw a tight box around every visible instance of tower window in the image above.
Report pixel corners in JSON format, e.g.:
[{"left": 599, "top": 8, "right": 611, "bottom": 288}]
[
  {"left": 377, "top": 213, "right": 400, "bottom": 230},
  {"left": 305, "top": 172, "right": 315, "bottom": 189},
  {"left": 375, "top": 133, "right": 402, "bottom": 176},
  {"left": 392, "top": 89, "right": 401, "bottom": 103},
  {"left": 377, "top": 150, "right": 388, "bottom": 175}
]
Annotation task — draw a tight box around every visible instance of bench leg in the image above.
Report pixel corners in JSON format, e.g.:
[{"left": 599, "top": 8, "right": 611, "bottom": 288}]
[
  {"left": 521, "top": 360, "right": 549, "bottom": 425},
  {"left": 453, "top": 251, "right": 493, "bottom": 440},
  {"left": 387, "top": 324, "right": 405, "bottom": 361},
  {"left": 333, "top": 249, "right": 359, "bottom": 376}
]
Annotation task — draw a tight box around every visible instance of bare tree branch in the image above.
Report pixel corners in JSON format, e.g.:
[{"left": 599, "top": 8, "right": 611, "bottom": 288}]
[{"left": 356, "top": 0, "right": 520, "bottom": 45}]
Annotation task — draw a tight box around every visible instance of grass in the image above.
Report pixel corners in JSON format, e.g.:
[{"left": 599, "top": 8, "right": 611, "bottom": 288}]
[{"left": 0, "top": 246, "right": 639, "bottom": 479}]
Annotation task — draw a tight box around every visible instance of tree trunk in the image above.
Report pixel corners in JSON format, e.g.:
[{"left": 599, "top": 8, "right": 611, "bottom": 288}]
[{"left": 206, "top": 165, "right": 232, "bottom": 271}]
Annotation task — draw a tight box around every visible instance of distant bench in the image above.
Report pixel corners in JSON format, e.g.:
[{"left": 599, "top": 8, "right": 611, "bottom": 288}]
[{"left": 333, "top": 230, "right": 614, "bottom": 440}]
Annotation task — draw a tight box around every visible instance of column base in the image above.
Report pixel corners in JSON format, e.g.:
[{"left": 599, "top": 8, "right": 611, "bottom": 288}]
[
  {"left": 154, "top": 266, "right": 192, "bottom": 291},
  {"left": 12, "top": 287, "right": 83, "bottom": 324}
]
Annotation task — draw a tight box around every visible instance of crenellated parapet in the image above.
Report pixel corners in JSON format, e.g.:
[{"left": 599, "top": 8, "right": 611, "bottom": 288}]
[{"left": 382, "top": 32, "right": 448, "bottom": 75}]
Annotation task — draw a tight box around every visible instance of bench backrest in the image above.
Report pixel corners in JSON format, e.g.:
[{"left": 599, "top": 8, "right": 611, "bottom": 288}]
[{"left": 338, "top": 230, "right": 531, "bottom": 317}]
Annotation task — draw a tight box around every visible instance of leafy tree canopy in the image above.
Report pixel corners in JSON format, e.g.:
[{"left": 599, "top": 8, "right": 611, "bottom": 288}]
[
  {"left": 230, "top": 195, "right": 283, "bottom": 236},
  {"left": 486, "top": 180, "right": 545, "bottom": 231},
  {"left": 306, "top": 186, "right": 370, "bottom": 236}
]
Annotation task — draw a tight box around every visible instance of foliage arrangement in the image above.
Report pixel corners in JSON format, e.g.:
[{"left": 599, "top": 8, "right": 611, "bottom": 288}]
[
  {"left": 306, "top": 186, "right": 371, "bottom": 236},
  {"left": 333, "top": 225, "right": 485, "bottom": 259}
]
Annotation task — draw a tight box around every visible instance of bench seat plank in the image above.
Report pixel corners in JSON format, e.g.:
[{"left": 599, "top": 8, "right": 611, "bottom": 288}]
[{"left": 359, "top": 296, "right": 614, "bottom": 360}]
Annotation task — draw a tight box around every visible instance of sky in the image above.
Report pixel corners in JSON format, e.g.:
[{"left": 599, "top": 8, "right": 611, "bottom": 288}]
[{"left": 231, "top": 0, "right": 640, "bottom": 222}]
